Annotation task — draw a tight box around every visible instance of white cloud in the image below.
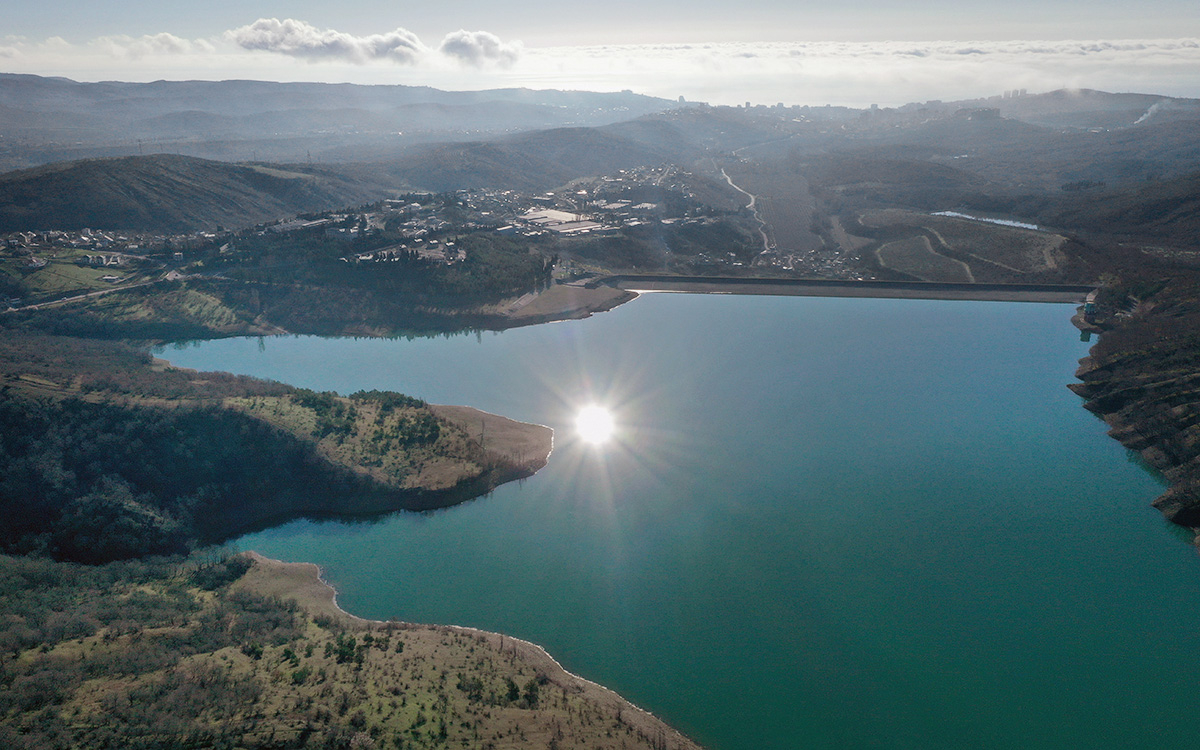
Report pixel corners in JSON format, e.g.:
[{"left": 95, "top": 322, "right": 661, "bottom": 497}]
[
  {"left": 42, "top": 36, "right": 72, "bottom": 52},
  {"left": 226, "top": 18, "right": 426, "bottom": 65},
  {"left": 438, "top": 30, "right": 521, "bottom": 67},
  {"left": 96, "top": 33, "right": 216, "bottom": 60},
  {"left": 128, "top": 33, "right": 215, "bottom": 57}
]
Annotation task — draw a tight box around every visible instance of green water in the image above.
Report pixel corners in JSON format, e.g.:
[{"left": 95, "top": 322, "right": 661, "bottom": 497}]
[{"left": 163, "top": 294, "right": 1200, "bottom": 750}]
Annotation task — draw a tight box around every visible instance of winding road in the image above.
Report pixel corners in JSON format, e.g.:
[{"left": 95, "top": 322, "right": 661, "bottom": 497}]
[{"left": 719, "top": 166, "right": 772, "bottom": 254}]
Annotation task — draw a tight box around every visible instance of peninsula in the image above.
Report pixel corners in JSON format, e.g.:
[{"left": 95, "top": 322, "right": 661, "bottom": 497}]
[
  {"left": 0, "top": 331, "right": 552, "bottom": 562},
  {"left": 0, "top": 549, "right": 699, "bottom": 750}
]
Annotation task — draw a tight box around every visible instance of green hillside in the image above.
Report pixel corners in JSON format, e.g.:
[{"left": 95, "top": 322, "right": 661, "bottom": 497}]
[
  {"left": 0, "top": 552, "right": 697, "bottom": 750},
  {"left": 380, "top": 126, "right": 686, "bottom": 193},
  {"left": 1050, "top": 171, "right": 1200, "bottom": 243},
  {"left": 0, "top": 154, "right": 387, "bottom": 233},
  {"left": 0, "top": 332, "right": 549, "bottom": 563}
]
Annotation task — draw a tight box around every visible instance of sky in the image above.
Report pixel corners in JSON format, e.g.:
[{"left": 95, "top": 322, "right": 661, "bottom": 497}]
[{"left": 3, "top": 1, "right": 1200, "bottom": 106}]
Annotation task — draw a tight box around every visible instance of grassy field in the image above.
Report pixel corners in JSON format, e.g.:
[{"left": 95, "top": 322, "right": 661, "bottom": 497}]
[
  {"left": 478, "top": 284, "right": 636, "bottom": 326},
  {"left": 828, "top": 216, "right": 873, "bottom": 254},
  {"left": 875, "top": 235, "right": 974, "bottom": 282},
  {"left": 860, "top": 209, "right": 1068, "bottom": 280},
  {"left": 0, "top": 253, "right": 145, "bottom": 299},
  {"left": 721, "top": 161, "right": 824, "bottom": 254},
  {"left": 227, "top": 395, "right": 551, "bottom": 492},
  {"left": 95, "top": 285, "right": 258, "bottom": 326},
  {"left": 8, "top": 281, "right": 286, "bottom": 339}
]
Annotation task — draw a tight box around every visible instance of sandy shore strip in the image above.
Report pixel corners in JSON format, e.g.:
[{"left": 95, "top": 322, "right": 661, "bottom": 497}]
[
  {"left": 430, "top": 403, "right": 554, "bottom": 473},
  {"left": 599, "top": 274, "right": 1095, "bottom": 303},
  {"left": 494, "top": 283, "right": 637, "bottom": 323},
  {"left": 237, "top": 551, "right": 703, "bottom": 750}
]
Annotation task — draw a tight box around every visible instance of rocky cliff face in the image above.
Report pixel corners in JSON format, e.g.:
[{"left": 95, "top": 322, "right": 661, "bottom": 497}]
[{"left": 1069, "top": 281, "right": 1200, "bottom": 532}]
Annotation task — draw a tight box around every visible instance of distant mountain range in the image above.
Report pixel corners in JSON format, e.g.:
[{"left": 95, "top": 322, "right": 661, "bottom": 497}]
[
  {"left": 0, "top": 74, "right": 680, "bottom": 170},
  {"left": 2, "top": 76, "right": 1200, "bottom": 241},
  {"left": 906, "top": 88, "right": 1200, "bottom": 130}
]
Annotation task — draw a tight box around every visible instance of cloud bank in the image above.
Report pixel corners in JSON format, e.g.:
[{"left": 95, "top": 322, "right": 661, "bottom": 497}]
[
  {"left": 0, "top": 32, "right": 1196, "bottom": 107},
  {"left": 101, "top": 33, "right": 216, "bottom": 60},
  {"left": 518, "top": 38, "right": 1200, "bottom": 105},
  {"left": 227, "top": 18, "right": 426, "bottom": 64},
  {"left": 223, "top": 19, "right": 523, "bottom": 68}
]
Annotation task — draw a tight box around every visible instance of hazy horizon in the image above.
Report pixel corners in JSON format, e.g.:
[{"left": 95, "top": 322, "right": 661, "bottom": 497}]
[{"left": 4, "top": 2, "right": 1200, "bottom": 107}]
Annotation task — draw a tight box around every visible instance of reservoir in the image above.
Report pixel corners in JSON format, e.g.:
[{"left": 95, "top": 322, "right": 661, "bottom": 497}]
[{"left": 163, "top": 293, "right": 1200, "bottom": 750}]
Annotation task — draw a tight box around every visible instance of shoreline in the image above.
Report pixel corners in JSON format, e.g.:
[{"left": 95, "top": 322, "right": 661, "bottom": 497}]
[
  {"left": 1068, "top": 307, "right": 1198, "bottom": 540},
  {"left": 238, "top": 551, "right": 703, "bottom": 750},
  {"left": 451, "top": 274, "right": 1095, "bottom": 337},
  {"left": 429, "top": 403, "right": 555, "bottom": 479},
  {"left": 1070, "top": 361, "right": 1192, "bottom": 530},
  {"left": 181, "top": 403, "right": 555, "bottom": 544},
  {"left": 487, "top": 282, "right": 638, "bottom": 329}
]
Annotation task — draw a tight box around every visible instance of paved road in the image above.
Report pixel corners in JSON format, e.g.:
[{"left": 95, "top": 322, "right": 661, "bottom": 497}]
[{"left": 6, "top": 277, "right": 161, "bottom": 312}]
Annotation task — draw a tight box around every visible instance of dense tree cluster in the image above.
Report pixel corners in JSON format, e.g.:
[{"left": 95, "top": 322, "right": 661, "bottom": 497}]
[
  {"left": 220, "top": 228, "right": 551, "bottom": 304},
  {"left": 0, "top": 332, "right": 291, "bottom": 400},
  {"left": 348, "top": 390, "right": 425, "bottom": 412},
  {"left": 0, "top": 324, "right": 527, "bottom": 564},
  {"left": 0, "top": 550, "right": 693, "bottom": 750},
  {"left": 0, "top": 553, "right": 313, "bottom": 750},
  {"left": 565, "top": 220, "right": 758, "bottom": 270},
  {"left": 0, "top": 391, "right": 372, "bottom": 562}
]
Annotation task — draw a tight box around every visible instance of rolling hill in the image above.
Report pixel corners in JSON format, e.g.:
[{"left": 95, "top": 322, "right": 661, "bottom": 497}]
[
  {"left": 0, "top": 154, "right": 389, "bottom": 233},
  {"left": 379, "top": 125, "right": 689, "bottom": 193},
  {"left": 1047, "top": 170, "right": 1200, "bottom": 244},
  {"left": 0, "top": 74, "right": 679, "bottom": 169}
]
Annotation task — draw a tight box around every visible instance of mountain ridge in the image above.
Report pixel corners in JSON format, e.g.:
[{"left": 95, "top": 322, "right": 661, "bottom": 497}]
[
  {"left": 0, "top": 154, "right": 389, "bottom": 233},
  {"left": 0, "top": 73, "right": 682, "bottom": 169}
]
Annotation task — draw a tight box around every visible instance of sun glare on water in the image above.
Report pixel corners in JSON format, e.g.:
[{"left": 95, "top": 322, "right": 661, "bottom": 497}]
[{"left": 576, "top": 405, "right": 615, "bottom": 444}]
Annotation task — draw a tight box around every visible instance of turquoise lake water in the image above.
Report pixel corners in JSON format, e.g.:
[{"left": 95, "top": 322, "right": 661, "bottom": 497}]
[{"left": 162, "top": 293, "right": 1200, "bottom": 750}]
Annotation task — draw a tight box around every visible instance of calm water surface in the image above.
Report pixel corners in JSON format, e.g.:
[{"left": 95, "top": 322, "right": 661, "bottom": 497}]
[{"left": 163, "top": 294, "right": 1200, "bottom": 750}]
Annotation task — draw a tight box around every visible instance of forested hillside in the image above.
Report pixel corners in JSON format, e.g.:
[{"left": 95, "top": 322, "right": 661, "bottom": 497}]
[
  {"left": 0, "top": 552, "right": 697, "bottom": 750},
  {"left": 0, "top": 332, "right": 550, "bottom": 562},
  {"left": 0, "top": 155, "right": 387, "bottom": 233}
]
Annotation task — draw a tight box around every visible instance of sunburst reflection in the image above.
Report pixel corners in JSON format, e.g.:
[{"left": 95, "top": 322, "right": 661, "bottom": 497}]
[{"left": 576, "top": 404, "right": 616, "bottom": 444}]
